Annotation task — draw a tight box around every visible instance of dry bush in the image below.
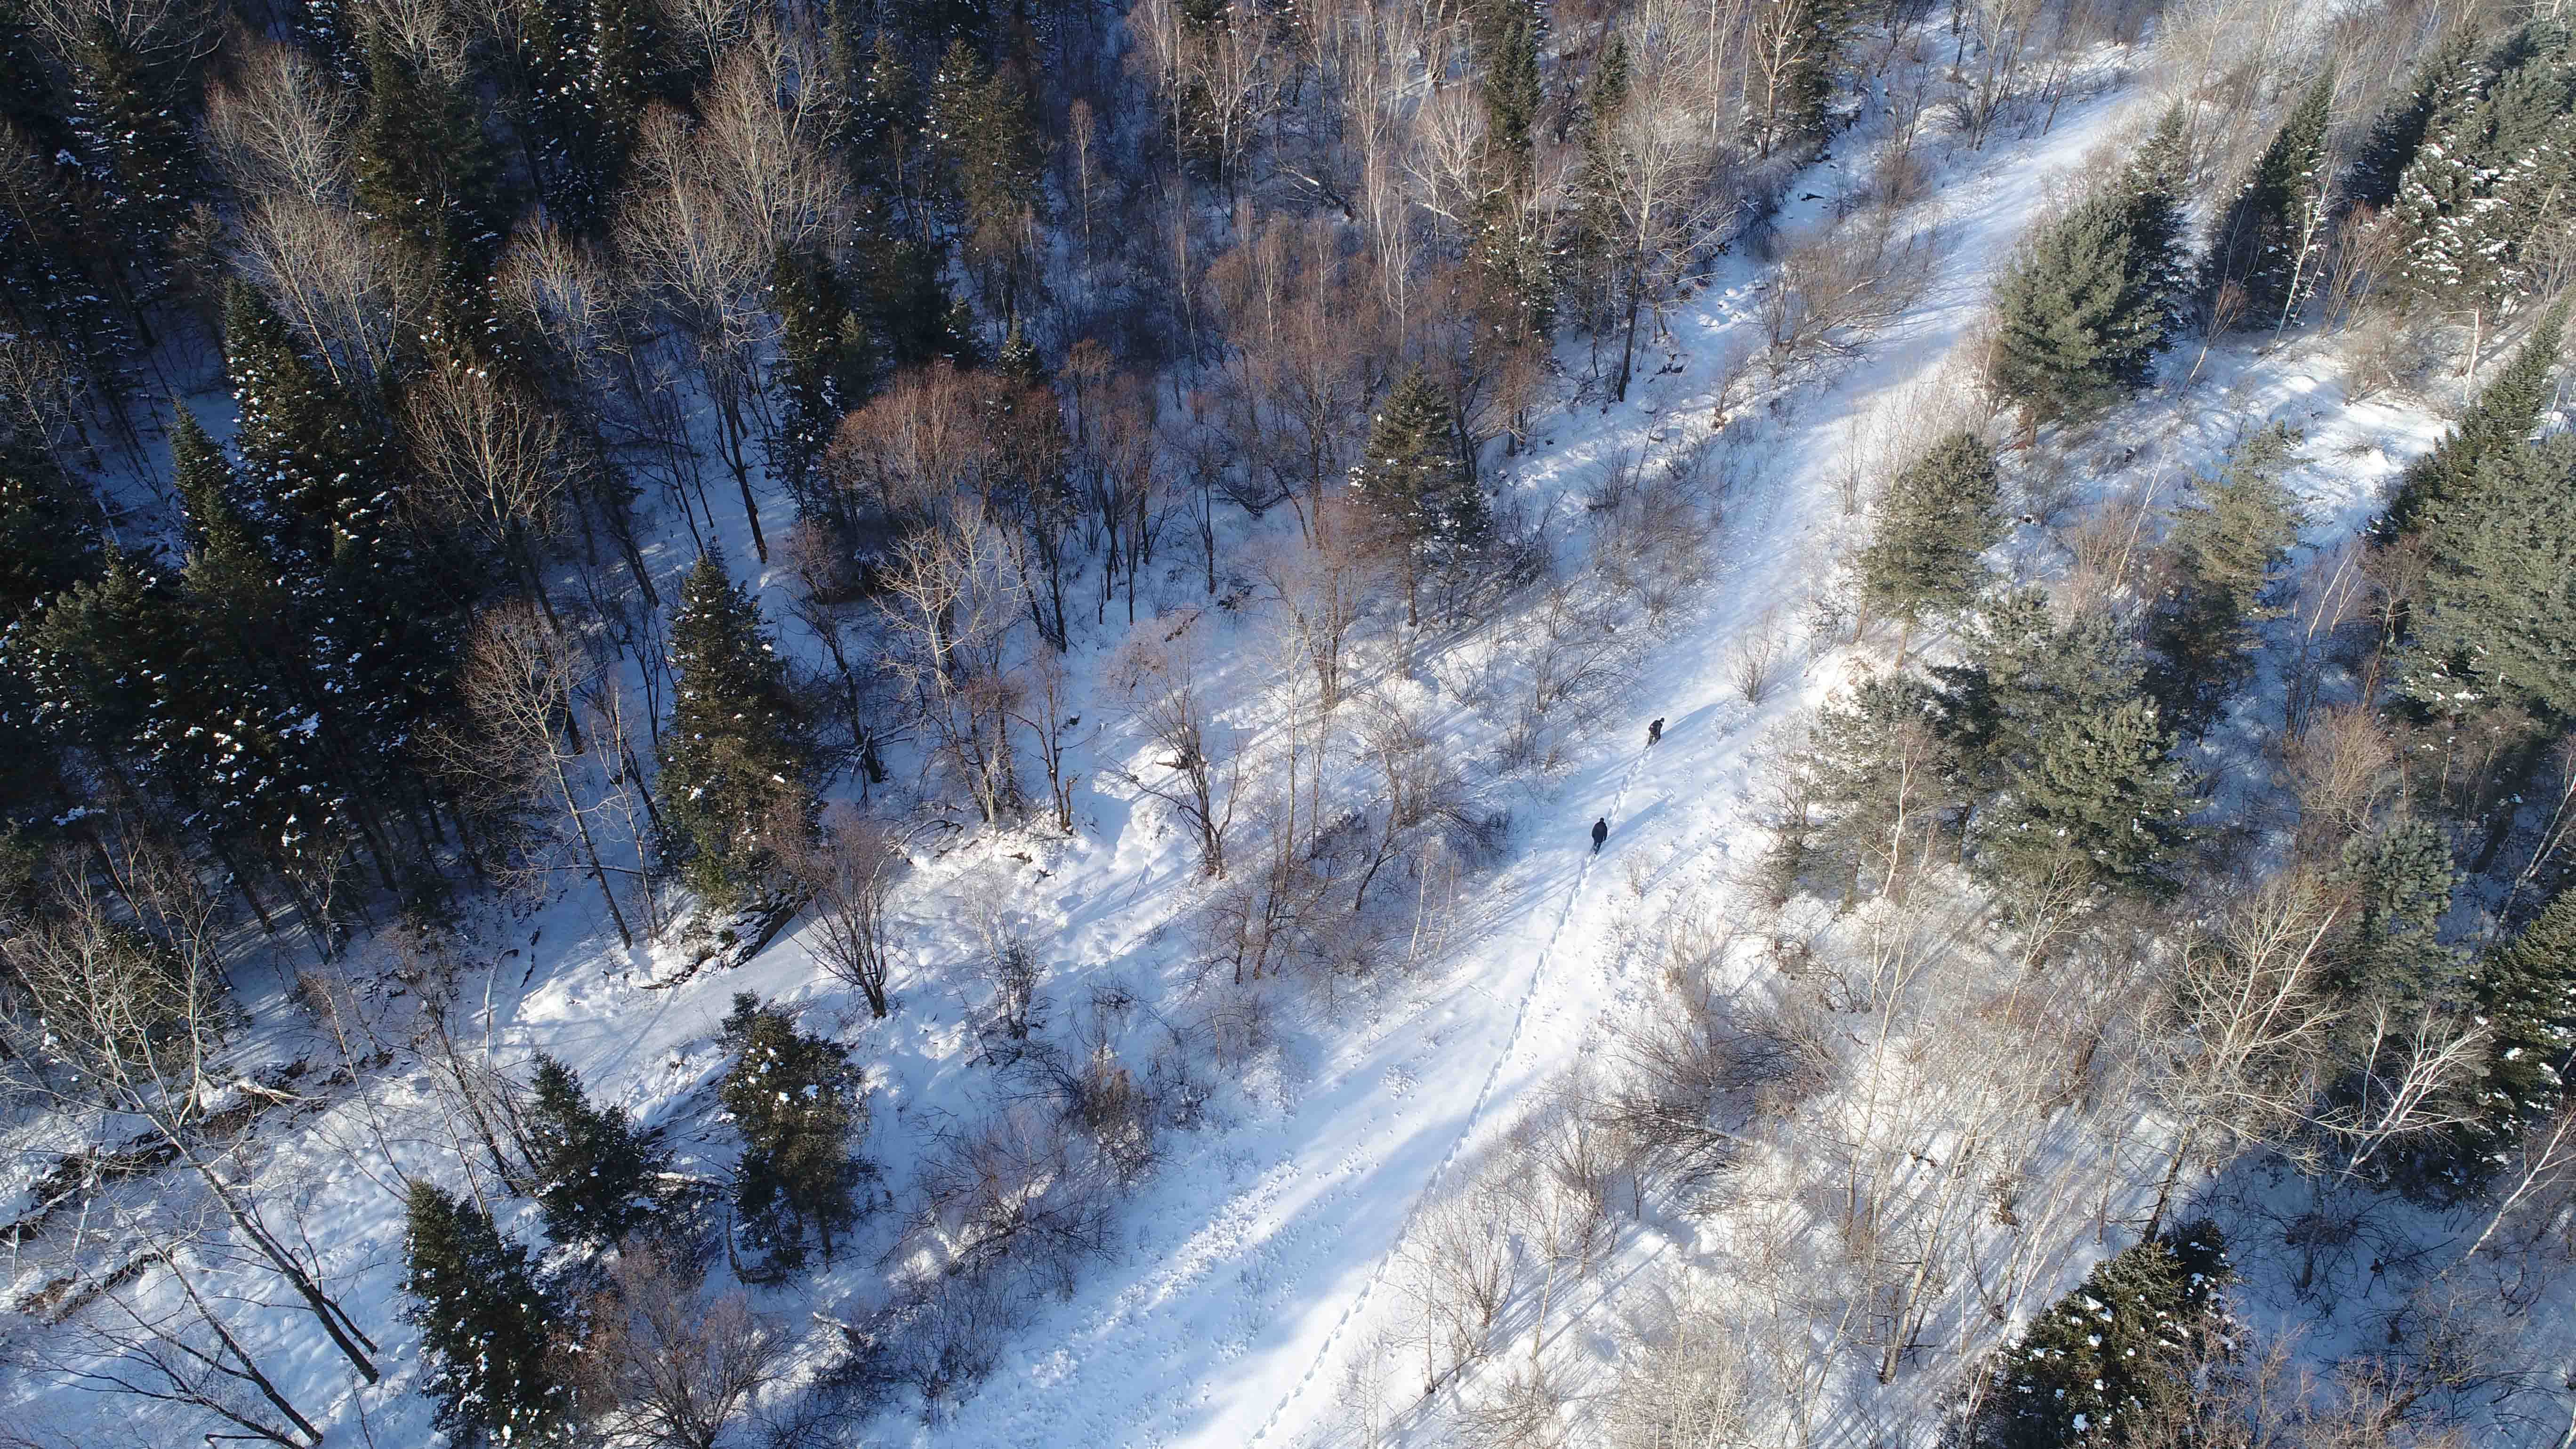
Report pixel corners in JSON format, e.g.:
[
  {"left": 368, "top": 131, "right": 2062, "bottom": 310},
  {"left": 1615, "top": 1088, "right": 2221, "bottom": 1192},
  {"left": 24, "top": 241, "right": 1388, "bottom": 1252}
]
[
  {"left": 2060, "top": 484, "right": 2164, "bottom": 617},
  {"left": 576, "top": 1242, "right": 785, "bottom": 1449},
  {"left": 1728, "top": 606, "right": 1790, "bottom": 703},
  {"left": 2281, "top": 706, "right": 2399, "bottom": 862},
  {"left": 1826, "top": 369, "right": 1986, "bottom": 517},
  {"left": 907, "top": 1103, "right": 1120, "bottom": 1295},
  {"left": 1602, "top": 1298, "right": 1751, "bottom": 1449},
  {"left": 1398, "top": 1175, "right": 1517, "bottom": 1393},
  {"left": 1452, "top": 1362, "right": 1570, "bottom": 1449},
  {"left": 1597, "top": 978, "right": 1831, "bottom": 1209},
  {"left": 776, "top": 805, "right": 907, "bottom": 1018},
  {"left": 1762, "top": 211, "right": 1941, "bottom": 364}
]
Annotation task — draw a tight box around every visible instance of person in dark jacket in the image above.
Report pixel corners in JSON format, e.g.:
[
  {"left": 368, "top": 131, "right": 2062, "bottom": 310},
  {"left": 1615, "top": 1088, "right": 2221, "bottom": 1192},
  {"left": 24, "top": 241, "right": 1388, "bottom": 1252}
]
[
  {"left": 1591, "top": 818, "right": 1609, "bottom": 853},
  {"left": 1647, "top": 717, "right": 1664, "bottom": 747}
]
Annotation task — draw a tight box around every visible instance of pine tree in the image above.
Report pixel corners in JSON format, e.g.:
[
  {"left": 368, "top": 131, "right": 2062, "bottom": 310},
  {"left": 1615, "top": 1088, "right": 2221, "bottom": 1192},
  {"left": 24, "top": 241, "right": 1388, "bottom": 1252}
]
[
  {"left": 1990, "top": 194, "right": 2168, "bottom": 423},
  {"left": 2404, "top": 432, "right": 2576, "bottom": 721},
  {"left": 402, "top": 1182, "right": 574, "bottom": 1446},
  {"left": 1855, "top": 432, "right": 2002, "bottom": 639},
  {"left": 771, "top": 248, "right": 876, "bottom": 514},
  {"left": 0, "top": 434, "right": 99, "bottom": 620},
  {"left": 1969, "top": 1222, "right": 2231, "bottom": 1449},
  {"left": 929, "top": 42, "right": 1045, "bottom": 318},
  {"left": 660, "top": 555, "right": 812, "bottom": 909},
  {"left": 2334, "top": 819, "right": 2463, "bottom": 1008},
  {"left": 1972, "top": 694, "right": 2199, "bottom": 901},
  {"left": 716, "top": 993, "right": 868, "bottom": 1273},
  {"left": 2388, "top": 26, "right": 2576, "bottom": 320},
  {"left": 1349, "top": 370, "right": 1489, "bottom": 627},
  {"left": 2146, "top": 423, "right": 2308, "bottom": 736},
  {"left": 2471, "top": 885, "right": 2576, "bottom": 1139},
  {"left": 354, "top": 27, "right": 507, "bottom": 314},
  {"left": 59, "top": 16, "right": 202, "bottom": 287},
  {"left": 2115, "top": 105, "right": 2196, "bottom": 343},
  {"left": 2377, "top": 300, "right": 2567, "bottom": 537},
  {"left": 522, "top": 1054, "right": 670, "bottom": 1246},
  {"left": 2203, "top": 71, "right": 2336, "bottom": 330},
  {"left": 2349, "top": 31, "right": 2483, "bottom": 209}
]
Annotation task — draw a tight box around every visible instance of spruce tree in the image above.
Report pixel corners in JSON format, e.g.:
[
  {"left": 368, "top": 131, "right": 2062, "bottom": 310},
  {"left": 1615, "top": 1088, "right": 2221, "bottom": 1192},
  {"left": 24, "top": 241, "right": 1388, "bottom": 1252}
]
[
  {"left": 771, "top": 248, "right": 875, "bottom": 513},
  {"left": 2115, "top": 105, "right": 2195, "bottom": 343},
  {"left": 1350, "top": 370, "right": 1489, "bottom": 627},
  {"left": 0, "top": 435, "right": 99, "bottom": 619},
  {"left": 522, "top": 1054, "right": 670, "bottom": 1246},
  {"left": 2203, "top": 71, "right": 2336, "bottom": 331},
  {"left": 2405, "top": 432, "right": 2576, "bottom": 721},
  {"left": 1855, "top": 431, "right": 2002, "bottom": 639},
  {"left": 2471, "top": 885, "right": 2576, "bottom": 1139},
  {"left": 2377, "top": 300, "right": 2567, "bottom": 537},
  {"left": 354, "top": 27, "right": 506, "bottom": 314},
  {"left": 717, "top": 994, "right": 868, "bottom": 1273},
  {"left": 2349, "top": 31, "right": 2483, "bottom": 210},
  {"left": 2388, "top": 26, "right": 2576, "bottom": 319},
  {"left": 402, "top": 1182, "right": 573, "bottom": 1446},
  {"left": 1972, "top": 695, "right": 2199, "bottom": 902},
  {"left": 660, "top": 555, "right": 812, "bottom": 909},
  {"left": 2147, "top": 424, "right": 2308, "bottom": 736},
  {"left": 2333, "top": 819, "right": 2463, "bottom": 1009},
  {"left": 1969, "top": 1222, "right": 2231, "bottom": 1449},
  {"left": 1991, "top": 194, "right": 2167, "bottom": 423}
]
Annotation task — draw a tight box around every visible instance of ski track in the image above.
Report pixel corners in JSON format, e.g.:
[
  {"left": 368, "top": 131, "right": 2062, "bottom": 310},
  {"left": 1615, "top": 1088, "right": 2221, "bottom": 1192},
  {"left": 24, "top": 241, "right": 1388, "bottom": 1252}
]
[{"left": 1244, "top": 745, "right": 1656, "bottom": 1445}]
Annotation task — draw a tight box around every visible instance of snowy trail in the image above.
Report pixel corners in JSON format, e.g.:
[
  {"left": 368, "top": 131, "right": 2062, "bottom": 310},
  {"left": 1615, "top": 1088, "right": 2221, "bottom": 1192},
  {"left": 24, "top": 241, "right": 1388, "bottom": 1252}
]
[{"left": 1243, "top": 743, "right": 1658, "bottom": 1446}]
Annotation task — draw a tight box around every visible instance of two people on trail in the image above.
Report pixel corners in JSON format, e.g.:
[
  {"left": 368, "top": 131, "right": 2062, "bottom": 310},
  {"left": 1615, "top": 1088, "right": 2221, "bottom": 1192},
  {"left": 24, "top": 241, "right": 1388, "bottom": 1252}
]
[{"left": 1592, "top": 718, "right": 1666, "bottom": 854}]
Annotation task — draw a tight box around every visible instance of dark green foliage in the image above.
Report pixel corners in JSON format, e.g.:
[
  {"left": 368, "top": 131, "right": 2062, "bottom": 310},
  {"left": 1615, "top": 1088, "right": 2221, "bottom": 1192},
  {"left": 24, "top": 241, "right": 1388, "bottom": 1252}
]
[
  {"left": 772, "top": 248, "right": 879, "bottom": 509},
  {"left": 523, "top": 1054, "right": 670, "bottom": 1246},
  {"left": 516, "top": 0, "right": 667, "bottom": 233},
  {"left": 2471, "top": 885, "right": 2576, "bottom": 1137},
  {"left": 1969, "top": 1222, "right": 2231, "bottom": 1449},
  {"left": 2389, "top": 24, "right": 2576, "bottom": 313},
  {"left": 0, "top": 436, "right": 98, "bottom": 620},
  {"left": 930, "top": 42, "right": 1045, "bottom": 316},
  {"left": 1940, "top": 594, "right": 2199, "bottom": 902},
  {"left": 1472, "top": 0, "right": 1544, "bottom": 185},
  {"left": 660, "top": 555, "right": 812, "bottom": 909},
  {"left": 2202, "top": 71, "right": 2336, "bottom": 330},
  {"left": 2403, "top": 431, "right": 2576, "bottom": 721},
  {"left": 2146, "top": 424, "right": 2307, "bottom": 736},
  {"left": 1973, "top": 695, "right": 2198, "bottom": 901},
  {"left": 1856, "top": 432, "right": 2001, "bottom": 630},
  {"left": 355, "top": 28, "right": 507, "bottom": 304},
  {"left": 402, "top": 1182, "right": 573, "bottom": 1446},
  {"left": 59, "top": 17, "right": 203, "bottom": 276},
  {"left": 1991, "top": 199, "right": 2149, "bottom": 419},
  {"left": 717, "top": 994, "right": 869, "bottom": 1273},
  {"left": 2334, "top": 820, "right": 2463, "bottom": 1008},
  {"left": 1349, "top": 371, "right": 1489, "bottom": 626},
  {"left": 2377, "top": 301, "right": 2567, "bottom": 537},
  {"left": 2349, "top": 31, "right": 2483, "bottom": 209}
]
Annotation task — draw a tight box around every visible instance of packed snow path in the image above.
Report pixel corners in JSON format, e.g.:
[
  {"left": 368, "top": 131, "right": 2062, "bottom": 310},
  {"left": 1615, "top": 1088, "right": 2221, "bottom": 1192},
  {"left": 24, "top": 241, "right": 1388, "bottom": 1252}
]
[
  {"left": 915, "top": 83, "right": 2154, "bottom": 1449},
  {"left": 1243, "top": 743, "right": 1658, "bottom": 1445}
]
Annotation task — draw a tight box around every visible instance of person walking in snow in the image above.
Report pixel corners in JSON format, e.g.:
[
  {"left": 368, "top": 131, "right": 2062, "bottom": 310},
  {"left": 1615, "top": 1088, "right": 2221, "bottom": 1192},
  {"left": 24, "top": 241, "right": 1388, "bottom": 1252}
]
[
  {"left": 1591, "top": 818, "right": 1609, "bottom": 854},
  {"left": 1647, "top": 717, "right": 1664, "bottom": 748}
]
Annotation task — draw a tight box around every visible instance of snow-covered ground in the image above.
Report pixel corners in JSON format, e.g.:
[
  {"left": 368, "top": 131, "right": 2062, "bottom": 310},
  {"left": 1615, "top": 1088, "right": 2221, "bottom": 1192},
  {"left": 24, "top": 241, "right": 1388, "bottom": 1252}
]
[{"left": 11, "top": 20, "right": 2573, "bottom": 1449}]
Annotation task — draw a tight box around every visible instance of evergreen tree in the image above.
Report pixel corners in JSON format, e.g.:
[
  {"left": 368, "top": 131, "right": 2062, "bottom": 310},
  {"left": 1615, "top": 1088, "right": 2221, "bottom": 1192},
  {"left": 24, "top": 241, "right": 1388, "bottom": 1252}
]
[
  {"left": 660, "top": 555, "right": 812, "bottom": 909},
  {"left": 2349, "top": 31, "right": 2483, "bottom": 210},
  {"left": 2333, "top": 819, "right": 2463, "bottom": 1009},
  {"left": 2115, "top": 105, "right": 2196, "bottom": 342},
  {"left": 58, "top": 16, "right": 202, "bottom": 288},
  {"left": 522, "top": 1054, "right": 670, "bottom": 1246},
  {"left": 929, "top": 42, "right": 1045, "bottom": 319},
  {"left": 2146, "top": 423, "right": 2308, "bottom": 736},
  {"left": 2404, "top": 432, "right": 2576, "bottom": 721},
  {"left": 0, "top": 435, "right": 99, "bottom": 619},
  {"left": 1972, "top": 694, "right": 2199, "bottom": 902},
  {"left": 1855, "top": 431, "right": 2002, "bottom": 638},
  {"left": 2202, "top": 71, "right": 2337, "bottom": 330},
  {"left": 771, "top": 248, "right": 876, "bottom": 514},
  {"left": 1969, "top": 1222, "right": 2231, "bottom": 1449},
  {"left": 2470, "top": 884, "right": 2576, "bottom": 1139},
  {"left": 402, "top": 1182, "right": 574, "bottom": 1446},
  {"left": 716, "top": 994, "right": 869, "bottom": 1273},
  {"left": 1349, "top": 370, "right": 1489, "bottom": 627},
  {"left": 1937, "top": 591, "right": 2150, "bottom": 791},
  {"left": 1990, "top": 194, "right": 2168, "bottom": 423},
  {"left": 354, "top": 27, "right": 507, "bottom": 315},
  {"left": 2388, "top": 26, "right": 2576, "bottom": 319},
  {"left": 2376, "top": 300, "right": 2567, "bottom": 537}
]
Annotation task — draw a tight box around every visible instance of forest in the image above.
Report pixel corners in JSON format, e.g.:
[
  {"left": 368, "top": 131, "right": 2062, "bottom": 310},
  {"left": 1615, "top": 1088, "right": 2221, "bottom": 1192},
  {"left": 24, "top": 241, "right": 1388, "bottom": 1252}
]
[{"left": 0, "top": 0, "right": 2573, "bottom": 1442}]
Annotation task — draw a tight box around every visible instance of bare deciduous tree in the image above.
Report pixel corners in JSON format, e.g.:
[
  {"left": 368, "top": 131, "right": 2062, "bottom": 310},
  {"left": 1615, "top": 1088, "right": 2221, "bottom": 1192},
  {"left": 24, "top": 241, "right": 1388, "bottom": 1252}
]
[
  {"left": 779, "top": 804, "right": 907, "bottom": 1018},
  {"left": 576, "top": 1243, "right": 784, "bottom": 1449}
]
